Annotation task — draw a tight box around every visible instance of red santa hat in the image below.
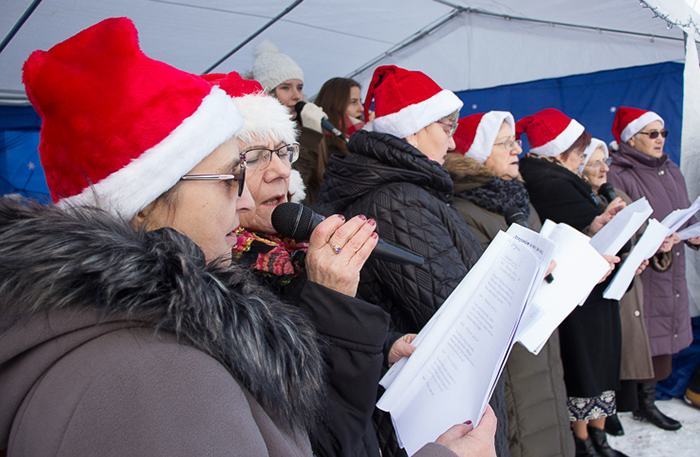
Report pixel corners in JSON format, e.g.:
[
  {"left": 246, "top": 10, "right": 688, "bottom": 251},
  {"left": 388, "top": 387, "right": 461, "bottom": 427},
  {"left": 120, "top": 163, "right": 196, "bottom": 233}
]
[
  {"left": 612, "top": 106, "right": 664, "bottom": 143},
  {"left": 202, "top": 72, "right": 297, "bottom": 147},
  {"left": 578, "top": 138, "right": 609, "bottom": 174},
  {"left": 453, "top": 111, "right": 515, "bottom": 163},
  {"left": 515, "top": 108, "right": 584, "bottom": 157},
  {"left": 22, "top": 17, "right": 243, "bottom": 220},
  {"left": 365, "top": 65, "right": 463, "bottom": 139}
]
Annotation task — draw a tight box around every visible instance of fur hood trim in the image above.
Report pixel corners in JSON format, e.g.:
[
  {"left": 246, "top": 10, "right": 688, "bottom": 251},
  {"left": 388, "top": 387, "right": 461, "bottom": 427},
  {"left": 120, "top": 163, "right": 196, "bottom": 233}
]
[
  {"left": 0, "top": 199, "right": 325, "bottom": 431},
  {"left": 444, "top": 153, "right": 494, "bottom": 180},
  {"left": 444, "top": 152, "right": 525, "bottom": 183}
]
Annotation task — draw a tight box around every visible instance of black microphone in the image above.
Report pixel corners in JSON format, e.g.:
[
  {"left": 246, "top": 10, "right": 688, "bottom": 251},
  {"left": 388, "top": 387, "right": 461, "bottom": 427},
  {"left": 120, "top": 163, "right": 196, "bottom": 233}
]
[
  {"left": 294, "top": 101, "right": 347, "bottom": 141},
  {"left": 598, "top": 182, "right": 617, "bottom": 204},
  {"left": 271, "top": 202, "right": 424, "bottom": 266},
  {"left": 504, "top": 207, "right": 528, "bottom": 228},
  {"left": 504, "top": 207, "right": 553, "bottom": 283}
]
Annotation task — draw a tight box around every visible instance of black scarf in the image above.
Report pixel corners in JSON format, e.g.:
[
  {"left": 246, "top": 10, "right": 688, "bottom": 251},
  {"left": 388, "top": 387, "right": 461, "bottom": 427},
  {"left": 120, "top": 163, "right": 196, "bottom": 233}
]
[{"left": 456, "top": 176, "right": 531, "bottom": 218}]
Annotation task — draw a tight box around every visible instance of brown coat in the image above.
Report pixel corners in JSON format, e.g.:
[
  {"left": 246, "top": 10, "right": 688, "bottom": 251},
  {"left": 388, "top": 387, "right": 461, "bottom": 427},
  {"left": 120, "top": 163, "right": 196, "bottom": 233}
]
[
  {"left": 1, "top": 311, "right": 314, "bottom": 456},
  {"left": 606, "top": 189, "right": 654, "bottom": 380}
]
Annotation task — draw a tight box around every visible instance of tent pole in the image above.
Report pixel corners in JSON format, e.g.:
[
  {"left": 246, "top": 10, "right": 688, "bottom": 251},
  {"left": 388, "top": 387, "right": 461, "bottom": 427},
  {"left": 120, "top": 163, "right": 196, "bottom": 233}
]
[
  {"left": 0, "top": 0, "right": 43, "bottom": 55},
  {"left": 202, "top": 0, "right": 304, "bottom": 74},
  {"left": 430, "top": 0, "right": 683, "bottom": 43}
]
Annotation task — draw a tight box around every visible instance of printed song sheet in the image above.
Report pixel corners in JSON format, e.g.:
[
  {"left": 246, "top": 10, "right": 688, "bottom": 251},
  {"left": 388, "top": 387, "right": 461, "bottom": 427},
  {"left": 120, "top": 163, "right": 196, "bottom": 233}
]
[
  {"left": 589, "top": 197, "right": 652, "bottom": 256},
  {"left": 678, "top": 221, "right": 700, "bottom": 240},
  {"left": 661, "top": 196, "right": 700, "bottom": 235},
  {"left": 603, "top": 219, "right": 668, "bottom": 300},
  {"left": 516, "top": 221, "right": 611, "bottom": 354},
  {"left": 377, "top": 231, "right": 540, "bottom": 455}
]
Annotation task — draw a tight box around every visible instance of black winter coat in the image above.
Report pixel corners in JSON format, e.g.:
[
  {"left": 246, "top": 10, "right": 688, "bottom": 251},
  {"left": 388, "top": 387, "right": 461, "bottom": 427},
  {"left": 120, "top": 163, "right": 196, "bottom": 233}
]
[
  {"left": 316, "top": 130, "right": 510, "bottom": 457},
  {"left": 316, "top": 130, "right": 483, "bottom": 334}
]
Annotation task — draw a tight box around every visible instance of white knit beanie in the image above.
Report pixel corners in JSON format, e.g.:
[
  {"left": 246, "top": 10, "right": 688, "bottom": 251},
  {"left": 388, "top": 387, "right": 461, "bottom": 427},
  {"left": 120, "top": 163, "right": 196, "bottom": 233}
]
[{"left": 252, "top": 40, "right": 304, "bottom": 93}]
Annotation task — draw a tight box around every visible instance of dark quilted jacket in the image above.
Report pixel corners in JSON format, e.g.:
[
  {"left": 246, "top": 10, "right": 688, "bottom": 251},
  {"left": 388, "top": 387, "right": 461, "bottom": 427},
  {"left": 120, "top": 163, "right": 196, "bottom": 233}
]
[
  {"left": 316, "top": 130, "right": 511, "bottom": 457},
  {"left": 316, "top": 130, "right": 483, "bottom": 333}
]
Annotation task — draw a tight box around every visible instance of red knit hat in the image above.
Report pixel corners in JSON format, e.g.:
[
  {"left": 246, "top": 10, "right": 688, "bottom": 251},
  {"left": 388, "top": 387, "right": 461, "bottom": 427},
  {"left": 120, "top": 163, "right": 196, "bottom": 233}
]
[
  {"left": 611, "top": 107, "right": 664, "bottom": 143},
  {"left": 22, "top": 17, "right": 243, "bottom": 220},
  {"left": 453, "top": 111, "right": 515, "bottom": 163},
  {"left": 364, "top": 65, "right": 463, "bottom": 139},
  {"left": 203, "top": 72, "right": 297, "bottom": 147},
  {"left": 515, "top": 108, "right": 584, "bottom": 157}
]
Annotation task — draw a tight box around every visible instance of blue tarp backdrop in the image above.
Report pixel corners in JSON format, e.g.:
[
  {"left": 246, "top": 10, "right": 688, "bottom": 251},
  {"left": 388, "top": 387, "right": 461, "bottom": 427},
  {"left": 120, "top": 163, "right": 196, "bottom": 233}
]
[
  {"left": 0, "top": 104, "right": 47, "bottom": 199},
  {"left": 0, "top": 61, "right": 685, "bottom": 198},
  {"left": 456, "top": 61, "right": 684, "bottom": 165}
]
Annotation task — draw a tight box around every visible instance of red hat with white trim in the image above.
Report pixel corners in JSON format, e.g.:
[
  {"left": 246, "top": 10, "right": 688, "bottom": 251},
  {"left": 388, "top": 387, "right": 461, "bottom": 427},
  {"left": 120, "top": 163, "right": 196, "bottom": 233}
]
[
  {"left": 611, "top": 107, "right": 664, "bottom": 143},
  {"left": 515, "top": 108, "right": 584, "bottom": 157},
  {"left": 22, "top": 17, "right": 243, "bottom": 220},
  {"left": 453, "top": 111, "right": 515, "bottom": 163},
  {"left": 364, "top": 65, "right": 463, "bottom": 139},
  {"left": 202, "top": 72, "right": 297, "bottom": 147}
]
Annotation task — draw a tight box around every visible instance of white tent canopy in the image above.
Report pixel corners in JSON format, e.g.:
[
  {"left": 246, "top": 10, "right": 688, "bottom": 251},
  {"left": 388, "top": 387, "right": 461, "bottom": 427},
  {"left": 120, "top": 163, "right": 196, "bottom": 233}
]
[{"left": 2, "top": 0, "right": 700, "bottom": 104}]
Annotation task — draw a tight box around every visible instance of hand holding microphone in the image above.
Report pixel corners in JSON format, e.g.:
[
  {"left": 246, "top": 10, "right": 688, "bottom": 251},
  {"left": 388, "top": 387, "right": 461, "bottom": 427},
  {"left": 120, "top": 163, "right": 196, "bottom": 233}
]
[
  {"left": 295, "top": 101, "right": 347, "bottom": 141},
  {"left": 272, "top": 202, "right": 424, "bottom": 266}
]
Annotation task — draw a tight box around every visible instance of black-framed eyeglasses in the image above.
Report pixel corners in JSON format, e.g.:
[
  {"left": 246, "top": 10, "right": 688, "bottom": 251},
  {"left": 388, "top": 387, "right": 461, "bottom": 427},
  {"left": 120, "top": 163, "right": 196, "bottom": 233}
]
[
  {"left": 243, "top": 143, "right": 300, "bottom": 170},
  {"left": 180, "top": 168, "right": 246, "bottom": 197},
  {"left": 436, "top": 119, "right": 458, "bottom": 137},
  {"left": 493, "top": 139, "right": 522, "bottom": 150},
  {"left": 637, "top": 129, "right": 669, "bottom": 139}
]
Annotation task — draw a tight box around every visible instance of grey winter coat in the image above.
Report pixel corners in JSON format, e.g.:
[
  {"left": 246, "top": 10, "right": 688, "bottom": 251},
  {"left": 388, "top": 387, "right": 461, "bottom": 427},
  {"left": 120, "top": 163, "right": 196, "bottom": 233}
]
[{"left": 606, "top": 142, "right": 695, "bottom": 357}]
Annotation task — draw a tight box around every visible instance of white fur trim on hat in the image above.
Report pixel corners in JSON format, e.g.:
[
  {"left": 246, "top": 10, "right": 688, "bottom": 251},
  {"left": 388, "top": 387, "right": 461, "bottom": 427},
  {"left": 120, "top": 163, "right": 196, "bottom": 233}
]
[
  {"left": 466, "top": 111, "right": 515, "bottom": 163},
  {"left": 233, "top": 92, "right": 298, "bottom": 147},
  {"left": 621, "top": 111, "right": 664, "bottom": 143},
  {"left": 58, "top": 86, "right": 243, "bottom": 220},
  {"left": 372, "top": 90, "right": 463, "bottom": 139},
  {"left": 288, "top": 168, "right": 306, "bottom": 204},
  {"left": 578, "top": 138, "right": 608, "bottom": 174},
  {"left": 529, "top": 118, "right": 585, "bottom": 157},
  {"left": 253, "top": 40, "right": 304, "bottom": 93}
]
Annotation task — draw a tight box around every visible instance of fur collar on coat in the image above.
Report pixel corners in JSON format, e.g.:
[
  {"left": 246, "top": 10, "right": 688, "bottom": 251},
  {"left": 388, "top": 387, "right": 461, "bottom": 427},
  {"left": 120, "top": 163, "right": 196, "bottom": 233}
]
[{"left": 0, "top": 198, "right": 325, "bottom": 432}]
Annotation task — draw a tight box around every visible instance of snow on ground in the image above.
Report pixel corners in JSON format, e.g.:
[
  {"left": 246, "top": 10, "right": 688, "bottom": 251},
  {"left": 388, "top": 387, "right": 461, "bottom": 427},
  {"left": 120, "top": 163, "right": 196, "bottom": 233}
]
[{"left": 607, "top": 398, "right": 699, "bottom": 457}]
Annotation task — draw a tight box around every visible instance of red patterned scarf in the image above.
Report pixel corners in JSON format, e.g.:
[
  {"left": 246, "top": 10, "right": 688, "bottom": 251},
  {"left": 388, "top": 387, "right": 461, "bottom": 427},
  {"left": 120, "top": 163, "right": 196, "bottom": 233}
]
[{"left": 232, "top": 227, "right": 308, "bottom": 285}]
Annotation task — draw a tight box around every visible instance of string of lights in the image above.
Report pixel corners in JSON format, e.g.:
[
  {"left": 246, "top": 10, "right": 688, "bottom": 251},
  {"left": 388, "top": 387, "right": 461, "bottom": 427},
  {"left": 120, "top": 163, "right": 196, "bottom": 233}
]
[{"left": 639, "top": 0, "right": 700, "bottom": 37}]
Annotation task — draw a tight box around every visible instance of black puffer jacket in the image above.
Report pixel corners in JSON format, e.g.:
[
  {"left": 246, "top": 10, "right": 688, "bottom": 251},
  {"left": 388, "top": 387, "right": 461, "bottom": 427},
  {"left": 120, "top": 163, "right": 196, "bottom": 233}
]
[
  {"left": 316, "top": 130, "right": 483, "bottom": 334},
  {"left": 316, "top": 130, "right": 510, "bottom": 457}
]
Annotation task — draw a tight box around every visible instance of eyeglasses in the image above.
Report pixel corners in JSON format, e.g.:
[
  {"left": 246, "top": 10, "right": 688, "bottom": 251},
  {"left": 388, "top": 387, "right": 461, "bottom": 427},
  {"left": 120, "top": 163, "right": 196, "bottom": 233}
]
[
  {"left": 637, "top": 129, "right": 669, "bottom": 139},
  {"left": 588, "top": 157, "right": 612, "bottom": 169},
  {"left": 180, "top": 168, "right": 246, "bottom": 197},
  {"left": 242, "top": 143, "right": 300, "bottom": 170},
  {"left": 493, "top": 139, "right": 522, "bottom": 150},
  {"left": 436, "top": 119, "right": 458, "bottom": 137}
]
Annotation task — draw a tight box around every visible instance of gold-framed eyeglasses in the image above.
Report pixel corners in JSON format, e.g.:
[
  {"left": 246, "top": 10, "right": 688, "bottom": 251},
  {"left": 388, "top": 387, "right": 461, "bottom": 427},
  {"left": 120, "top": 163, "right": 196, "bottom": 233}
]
[
  {"left": 180, "top": 168, "right": 246, "bottom": 197},
  {"left": 493, "top": 139, "right": 522, "bottom": 150},
  {"left": 436, "top": 119, "right": 458, "bottom": 137},
  {"left": 243, "top": 143, "right": 300, "bottom": 170}
]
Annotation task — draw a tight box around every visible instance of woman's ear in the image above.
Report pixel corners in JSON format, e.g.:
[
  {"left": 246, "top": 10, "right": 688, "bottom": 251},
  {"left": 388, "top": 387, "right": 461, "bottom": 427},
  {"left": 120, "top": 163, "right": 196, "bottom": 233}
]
[
  {"left": 131, "top": 200, "right": 158, "bottom": 230},
  {"left": 627, "top": 135, "right": 636, "bottom": 148},
  {"left": 404, "top": 132, "right": 419, "bottom": 149}
]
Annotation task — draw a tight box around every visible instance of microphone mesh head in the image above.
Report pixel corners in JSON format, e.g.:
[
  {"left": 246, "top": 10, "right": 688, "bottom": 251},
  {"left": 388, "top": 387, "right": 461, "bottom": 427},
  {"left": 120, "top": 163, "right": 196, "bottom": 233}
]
[{"left": 271, "top": 202, "right": 313, "bottom": 240}]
